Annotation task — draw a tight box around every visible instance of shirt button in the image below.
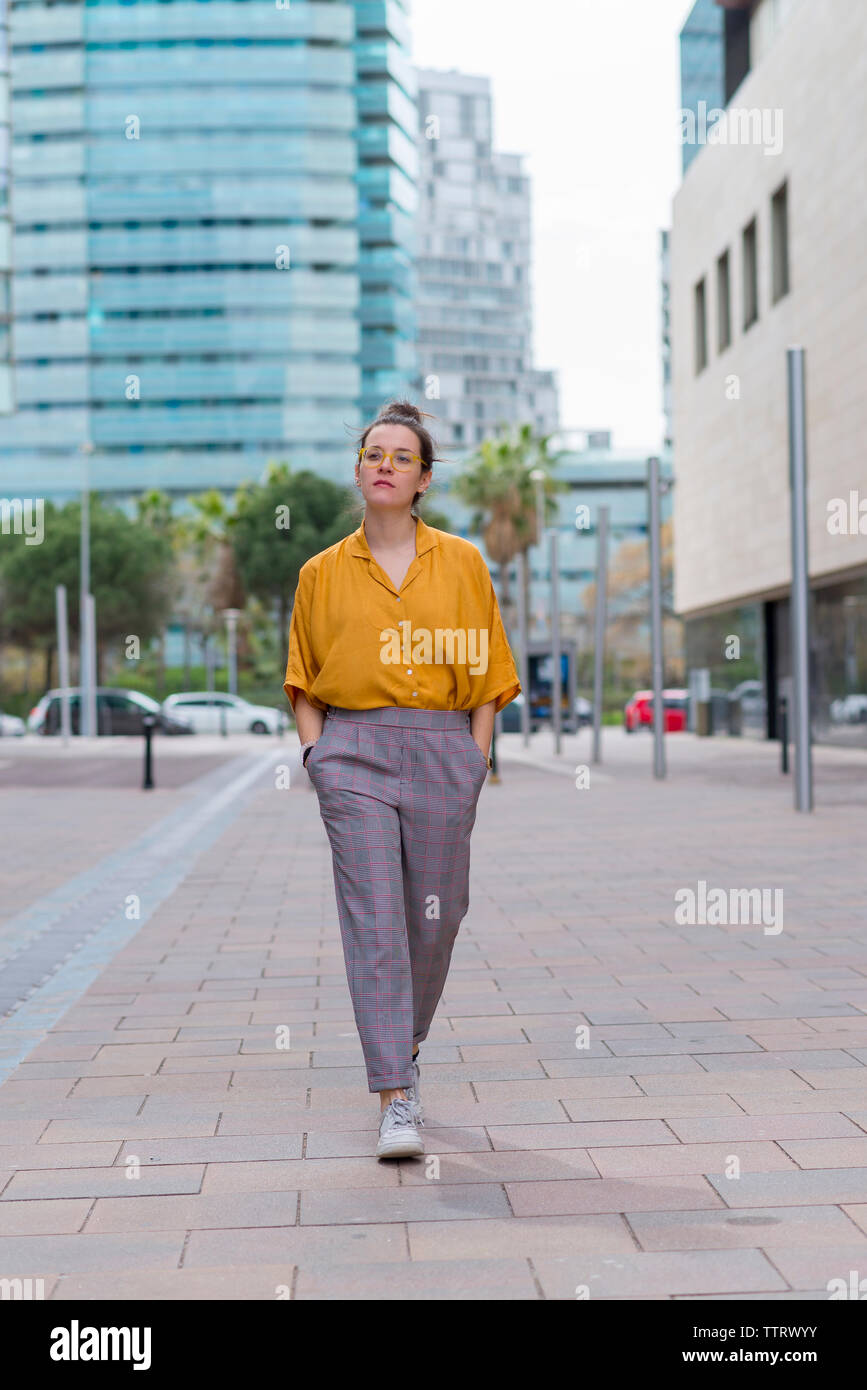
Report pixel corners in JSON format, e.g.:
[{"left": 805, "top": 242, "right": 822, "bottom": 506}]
[
  {"left": 407, "top": 669, "right": 412, "bottom": 675},
  {"left": 412, "top": 692, "right": 418, "bottom": 698}
]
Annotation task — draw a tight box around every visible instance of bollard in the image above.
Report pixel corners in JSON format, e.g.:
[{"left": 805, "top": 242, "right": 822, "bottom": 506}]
[
  {"left": 780, "top": 697, "right": 789, "bottom": 774},
  {"left": 142, "top": 713, "right": 156, "bottom": 790}
]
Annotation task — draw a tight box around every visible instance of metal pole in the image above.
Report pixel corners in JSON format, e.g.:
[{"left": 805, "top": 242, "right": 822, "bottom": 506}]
[
  {"left": 648, "top": 456, "right": 666, "bottom": 779},
  {"left": 142, "top": 715, "right": 155, "bottom": 790},
  {"left": 84, "top": 593, "right": 98, "bottom": 737},
  {"left": 787, "top": 346, "right": 813, "bottom": 811},
  {"left": 55, "top": 584, "right": 72, "bottom": 745},
  {"left": 592, "top": 505, "right": 609, "bottom": 764},
  {"left": 225, "top": 608, "right": 239, "bottom": 697},
  {"left": 516, "top": 549, "right": 531, "bottom": 747},
  {"left": 79, "top": 456, "right": 91, "bottom": 735},
  {"left": 549, "top": 529, "right": 561, "bottom": 754}
]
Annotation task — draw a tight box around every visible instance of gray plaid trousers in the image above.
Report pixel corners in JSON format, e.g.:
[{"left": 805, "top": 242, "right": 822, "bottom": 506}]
[{"left": 305, "top": 706, "right": 489, "bottom": 1092}]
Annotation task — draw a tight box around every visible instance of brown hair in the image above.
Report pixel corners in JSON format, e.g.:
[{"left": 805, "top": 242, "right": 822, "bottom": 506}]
[{"left": 357, "top": 399, "right": 438, "bottom": 509}]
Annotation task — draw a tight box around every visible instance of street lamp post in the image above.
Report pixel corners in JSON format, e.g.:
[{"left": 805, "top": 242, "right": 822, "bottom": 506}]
[
  {"left": 224, "top": 607, "right": 241, "bottom": 697},
  {"left": 647, "top": 456, "right": 666, "bottom": 780}
]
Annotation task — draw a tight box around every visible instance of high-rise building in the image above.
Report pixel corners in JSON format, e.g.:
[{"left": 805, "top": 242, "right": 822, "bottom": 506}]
[
  {"left": 414, "top": 68, "right": 558, "bottom": 458},
  {"left": 671, "top": 0, "right": 867, "bottom": 748},
  {"left": 0, "top": 0, "right": 11, "bottom": 414},
  {"left": 678, "top": 0, "right": 725, "bottom": 175},
  {"left": 355, "top": 0, "right": 418, "bottom": 418},
  {"left": 1, "top": 1, "right": 417, "bottom": 502},
  {"left": 659, "top": 229, "right": 672, "bottom": 450}
]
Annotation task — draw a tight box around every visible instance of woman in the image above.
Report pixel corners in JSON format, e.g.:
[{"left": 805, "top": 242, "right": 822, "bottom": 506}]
[{"left": 284, "top": 400, "right": 520, "bottom": 1159}]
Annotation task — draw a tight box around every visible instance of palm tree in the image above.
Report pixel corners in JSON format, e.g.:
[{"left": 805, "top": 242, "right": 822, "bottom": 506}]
[{"left": 453, "top": 423, "right": 561, "bottom": 633}]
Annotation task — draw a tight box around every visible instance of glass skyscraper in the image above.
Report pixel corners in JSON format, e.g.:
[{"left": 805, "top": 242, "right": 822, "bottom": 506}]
[
  {"left": 2, "top": 0, "right": 417, "bottom": 501},
  {"left": 679, "top": 0, "right": 725, "bottom": 175},
  {"left": 355, "top": 0, "right": 418, "bottom": 417},
  {"left": 0, "top": 0, "right": 11, "bottom": 414}
]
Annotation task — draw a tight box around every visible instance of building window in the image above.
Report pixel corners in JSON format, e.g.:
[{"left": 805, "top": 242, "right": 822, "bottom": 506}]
[
  {"left": 742, "top": 217, "right": 759, "bottom": 330},
  {"left": 771, "top": 180, "right": 790, "bottom": 303},
  {"left": 694, "top": 276, "right": 708, "bottom": 374},
  {"left": 716, "top": 249, "right": 731, "bottom": 352}
]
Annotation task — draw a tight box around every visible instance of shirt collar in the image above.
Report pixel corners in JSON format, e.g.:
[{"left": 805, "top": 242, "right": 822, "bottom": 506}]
[{"left": 349, "top": 514, "right": 440, "bottom": 560}]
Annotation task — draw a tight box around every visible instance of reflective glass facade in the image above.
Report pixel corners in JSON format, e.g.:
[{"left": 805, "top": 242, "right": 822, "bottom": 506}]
[
  {"left": 3, "top": 0, "right": 417, "bottom": 499},
  {"left": 0, "top": 0, "right": 11, "bottom": 413},
  {"left": 679, "top": 0, "right": 725, "bottom": 175},
  {"left": 354, "top": 0, "right": 418, "bottom": 416}
]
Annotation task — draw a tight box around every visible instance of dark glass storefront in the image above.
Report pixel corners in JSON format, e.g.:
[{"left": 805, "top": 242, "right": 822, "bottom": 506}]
[{"left": 684, "top": 573, "right": 867, "bottom": 748}]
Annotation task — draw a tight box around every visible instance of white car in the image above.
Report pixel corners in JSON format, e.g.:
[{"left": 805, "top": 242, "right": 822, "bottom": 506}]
[
  {"left": 0, "top": 711, "right": 26, "bottom": 737},
  {"left": 162, "top": 691, "right": 288, "bottom": 735}
]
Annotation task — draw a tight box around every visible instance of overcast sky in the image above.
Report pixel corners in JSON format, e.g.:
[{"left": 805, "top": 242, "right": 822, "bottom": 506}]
[{"left": 412, "top": 0, "right": 697, "bottom": 450}]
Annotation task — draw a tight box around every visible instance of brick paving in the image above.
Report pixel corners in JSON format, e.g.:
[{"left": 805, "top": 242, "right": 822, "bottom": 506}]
[{"left": 0, "top": 729, "right": 865, "bottom": 1300}]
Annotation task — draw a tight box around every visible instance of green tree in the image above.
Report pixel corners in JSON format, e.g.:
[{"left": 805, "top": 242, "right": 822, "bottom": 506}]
[
  {"left": 230, "top": 464, "right": 354, "bottom": 653},
  {"left": 452, "top": 423, "right": 560, "bottom": 631},
  {"left": 0, "top": 497, "right": 174, "bottom": 688}
]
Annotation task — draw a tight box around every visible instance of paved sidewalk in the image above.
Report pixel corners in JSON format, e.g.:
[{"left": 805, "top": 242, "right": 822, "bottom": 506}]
[{"left": 0, "top": 732, "right": 866, "bottom": 1300}]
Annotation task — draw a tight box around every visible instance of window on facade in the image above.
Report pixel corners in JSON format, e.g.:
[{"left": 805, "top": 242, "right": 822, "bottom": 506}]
[
  {"left": 694, "top": 276, "right": 708, "bottom": 374},
  {"left": 771, "top": 180, "right": 790, "bottom": 303},
  {"left": 716, "top": 249, "right": 731, "bottom": 352},
  {"left": 742, "top": 217, "right": 759, "bottom": 329}
]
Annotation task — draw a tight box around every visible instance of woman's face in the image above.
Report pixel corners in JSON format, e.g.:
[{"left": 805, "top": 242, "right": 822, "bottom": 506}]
[{"left": 356, "top": 423, "right": 430, "bottom": 513}]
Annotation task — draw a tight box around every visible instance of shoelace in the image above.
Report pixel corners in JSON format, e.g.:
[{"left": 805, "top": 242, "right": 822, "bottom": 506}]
[{"left": 382, "top": 1097, "right": 416, "bottom": 1129}]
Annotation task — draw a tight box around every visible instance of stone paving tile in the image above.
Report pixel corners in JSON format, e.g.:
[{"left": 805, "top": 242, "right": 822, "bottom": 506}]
[
  {"left": 628, "top": 1205, "right": 867, "bottom": 1252},
  {"left": 758, "top": 1246, "right": 867, "bottom": 1291},
  {"left": 706, "top": 1167, "right": 867, "bottom": 1208},
  {"left": 0, "top": 1231, "right": 186, "bottom": 1274},
  {"left": 39, "top": 1117, "right": 220, "bottom": 1143},
  {"left": 0, "top": 1199, "right": 92, "bottom": 1236},
  {"left": 294, "top": 1257, "right": 538, "bottom": 1300},
  {"left": 114, "top": 1134, "right": 304, "bottom": 1166},
  {"left": 532, "top": 1249, "right": 787, "bottom": 1299},
  {"left": 560, "top": 1094, "right": 747, "bottom": 1122},
  {"left": 2, "top": 1164, "right": 204, "bottom": 1200},
  {"left": 666, "top": 1113, "right": 866, "bottom": 1143},
  {"left": 589, "top": 1141, "right": 798, "bottom": 1179},
  {"left": 201, "top": 1157, "right": 402, "bottom": 1193},
  {"left": 0, "top": 1142, "right": 120, "bottom": 1171},
  {"left": 507, "top": 1175, "right": 724, "bottom": 1218},
  {"left": 301, "top": 1183, "right": 511, "bottom": 1225},
  {"left": 52, "top": 1265, "right": 298, "bottom": 1300},
  {"left": 183, "top": 1223, "right": 407, "bottom": 1268},
  {"left": 487, "top": 1119, "right": 675, "bottom": 1151},
  {"left": 406, "top": 1214, "right": 635, "bottom": 1260},
  {"left": 84, "top": 1191, "right": 299, "bottom": 1233},
  {"left": 397, "top": 1148, "right": 597, "bottom": 1184},
  {"left": 777, "top": 1138, "right": 867, "bottom": 1168}
]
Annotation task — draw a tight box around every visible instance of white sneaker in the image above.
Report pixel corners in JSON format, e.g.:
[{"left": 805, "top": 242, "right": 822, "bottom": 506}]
[{"left": 376, "top": 1097, "right": 424, "bottom": 1159}]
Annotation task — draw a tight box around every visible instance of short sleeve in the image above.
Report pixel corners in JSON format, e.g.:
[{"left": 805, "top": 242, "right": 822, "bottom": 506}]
[
  {"left": 283, "top": 562, "right": 327, "bottom": 713},
  {"left": 469, "top": 551, "right": 521, "bottom": 714}
]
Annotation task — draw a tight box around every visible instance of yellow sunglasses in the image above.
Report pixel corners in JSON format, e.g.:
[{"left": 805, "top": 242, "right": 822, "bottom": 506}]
[{"left": 358, "top": 446, "right": 424, "bottom": 471}]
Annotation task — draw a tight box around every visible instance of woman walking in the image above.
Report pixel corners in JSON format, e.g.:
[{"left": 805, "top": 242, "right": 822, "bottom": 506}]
[{"left": 284, "top": 400, "right": 520, "bottom": 1158}]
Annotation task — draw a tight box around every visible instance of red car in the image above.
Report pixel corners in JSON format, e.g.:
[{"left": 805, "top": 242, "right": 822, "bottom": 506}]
[{"left": 624, "top": 689, "right": 689, "bottom": 733}]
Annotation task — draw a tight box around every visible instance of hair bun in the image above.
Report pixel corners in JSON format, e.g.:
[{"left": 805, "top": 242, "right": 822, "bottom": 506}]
[{"left": 380, "top": 398, "right": 424, "bottom": 424}]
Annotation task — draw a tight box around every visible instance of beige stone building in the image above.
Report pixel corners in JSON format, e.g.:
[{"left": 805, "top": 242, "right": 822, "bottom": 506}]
[{"left": 671, "top": 0, "right": 867, "bottom": 745}]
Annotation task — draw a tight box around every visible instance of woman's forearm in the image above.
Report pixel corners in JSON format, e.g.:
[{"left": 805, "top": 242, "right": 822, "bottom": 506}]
[
  {"left": 294, "top": 690, "right": 326, "bottom": 744},
  {"left": 469, "top": 700, "right": 495, "bottom": 757}
]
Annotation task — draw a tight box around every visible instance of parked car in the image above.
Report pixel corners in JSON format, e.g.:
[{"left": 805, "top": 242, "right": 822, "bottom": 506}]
[
  {"left": 162, "top": 691, "right": 288, "bottom": 735},
  {"left": 624, "top": 689, "right": 689, "bottom": 733},
  {"left": 0, "top": 710, "right": 26, "bottom": 737},
  {"left": 29, "top": 688, "right": 194, "bottom": 736},
  {"left": 830, "top": 693, "right": 867, "bottom": 724}
]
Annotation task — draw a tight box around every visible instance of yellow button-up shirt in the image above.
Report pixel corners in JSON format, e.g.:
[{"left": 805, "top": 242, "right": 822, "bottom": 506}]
[{"left": 284, "top": 515, "right": 521, "bottom": 715}]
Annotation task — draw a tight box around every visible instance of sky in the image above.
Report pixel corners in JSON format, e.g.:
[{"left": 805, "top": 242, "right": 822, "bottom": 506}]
[{"left": 411, "top": 0, "right": 698, "bottom": 451}]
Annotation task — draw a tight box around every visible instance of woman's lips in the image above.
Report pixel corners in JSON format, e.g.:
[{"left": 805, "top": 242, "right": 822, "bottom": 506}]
[{"left": 373, "top": 480, "right": 394, "bottom": 488}]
